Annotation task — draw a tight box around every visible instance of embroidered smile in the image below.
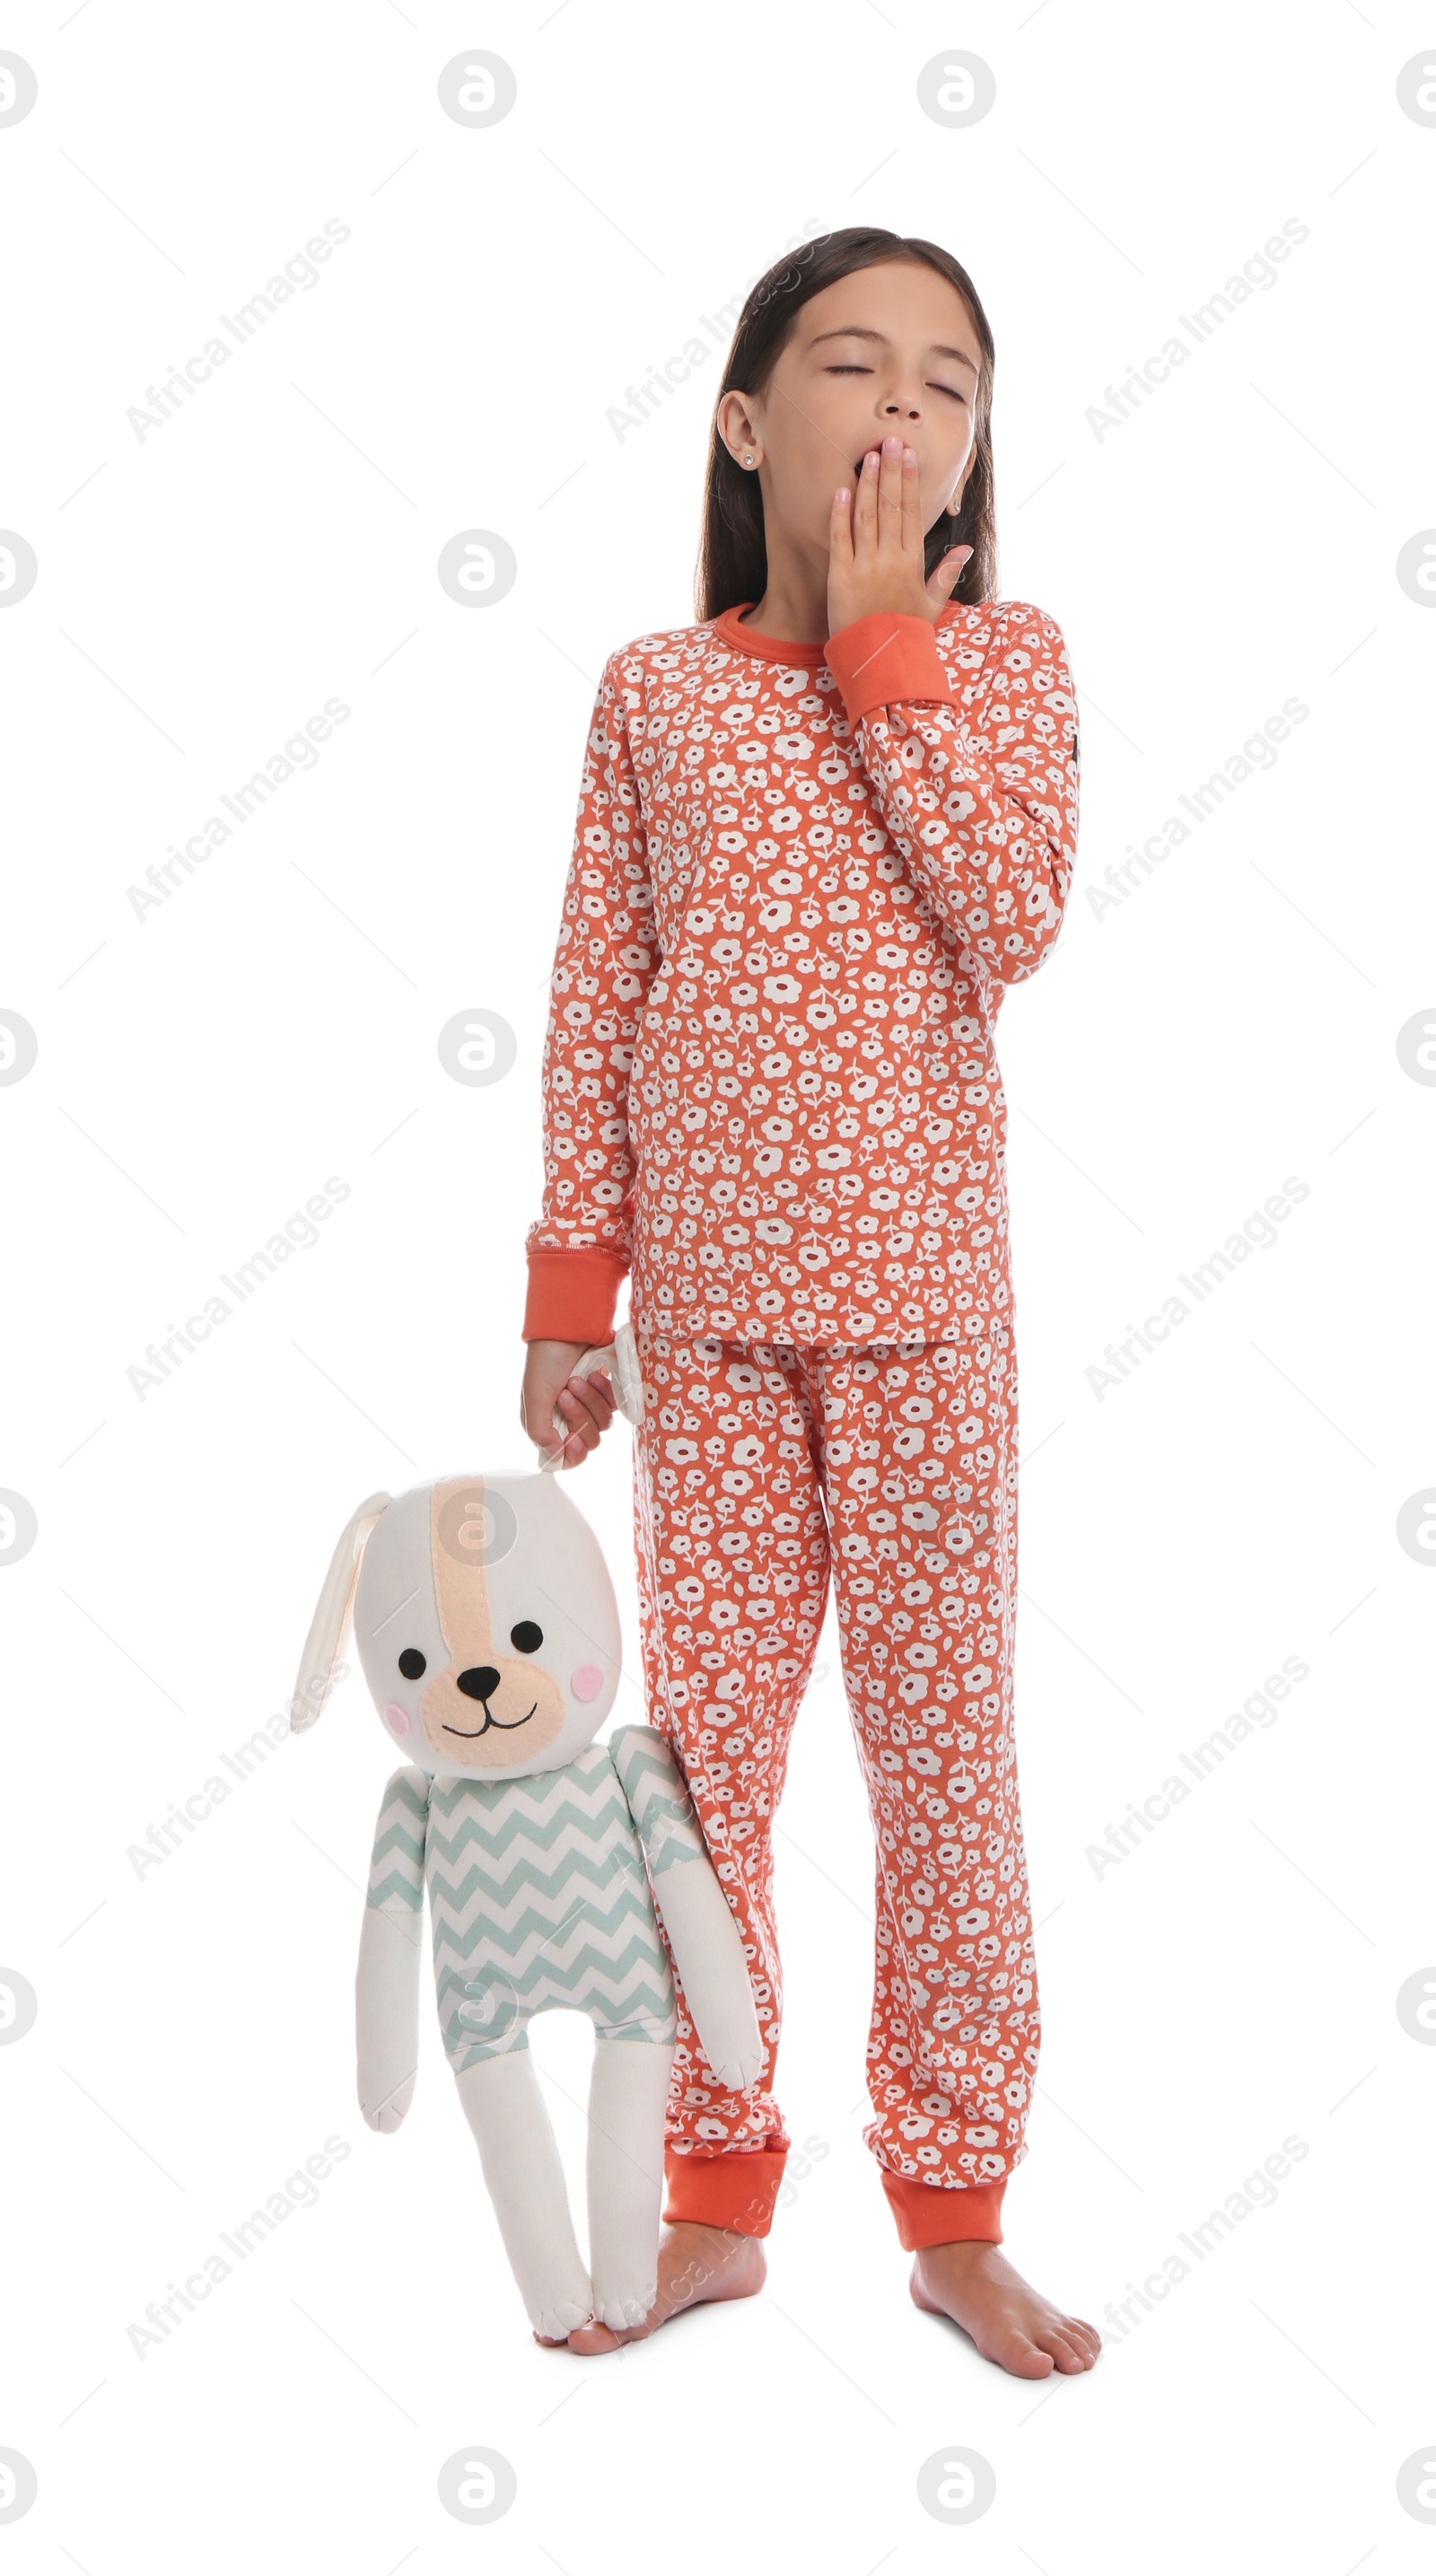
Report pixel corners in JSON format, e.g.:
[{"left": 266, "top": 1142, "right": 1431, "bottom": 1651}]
[{"left": 442, "top": 1703, "right": 538, "bottom": 1738}]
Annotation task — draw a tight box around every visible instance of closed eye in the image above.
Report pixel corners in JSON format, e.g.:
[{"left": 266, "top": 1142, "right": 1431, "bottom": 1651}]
[{"left": 827, "top": 364, "right": 966, "bottom": 399}]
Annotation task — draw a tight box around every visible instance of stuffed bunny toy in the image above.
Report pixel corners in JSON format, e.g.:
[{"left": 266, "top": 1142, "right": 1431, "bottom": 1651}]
[{"left": 290, "top": 1400, "right": 764, "bottom": 2342}]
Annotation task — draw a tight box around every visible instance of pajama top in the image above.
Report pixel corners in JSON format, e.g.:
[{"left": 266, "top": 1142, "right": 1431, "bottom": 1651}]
[
  {"left": 523, "top": 599, "right": 1080, "bottom": 1349},
  {"left": 363, "top": 1727, "right": 708, "bottom": 2072}
]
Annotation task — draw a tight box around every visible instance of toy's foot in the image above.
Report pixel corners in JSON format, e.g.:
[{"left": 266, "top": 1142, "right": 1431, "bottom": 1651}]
[
  {"left": 591, "top": 2284, "right": 659, "bottom": 2330},
  {"left": 565, "top": 2221, "right": 766, "bottom": 2355},
  {"left": 910, "top": 2241, "right": 1101, "bottom": 2379},
  {"left": 530, "top": 2292, "right": 599, "bottom": 2344}
]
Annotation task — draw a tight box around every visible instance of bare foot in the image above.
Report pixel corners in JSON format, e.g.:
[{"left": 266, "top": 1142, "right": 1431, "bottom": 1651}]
[
  {"left": 562, "top": 2221, "right": 766, "bottom": 2355},
  {"left": 910, "top": 2241, "right": 1101, "bottom": 2379}
]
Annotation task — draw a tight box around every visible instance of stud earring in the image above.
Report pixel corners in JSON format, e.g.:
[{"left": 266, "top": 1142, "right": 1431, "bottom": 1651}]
[{"left": 745, "top": 454, "right": 755, "bottom": 467}]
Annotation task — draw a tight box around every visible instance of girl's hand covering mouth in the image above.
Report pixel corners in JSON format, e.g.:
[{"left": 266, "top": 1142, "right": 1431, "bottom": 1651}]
[{"left": 829, "top": 432, "right": 971, "bottom": 633}]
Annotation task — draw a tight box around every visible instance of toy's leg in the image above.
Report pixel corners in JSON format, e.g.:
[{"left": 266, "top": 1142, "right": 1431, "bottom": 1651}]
[
  {"left": 454, "top": 2049, "right": 593, "bottom": 2340},
  {"left": 586, "top": 2036, "right": 673, "bottom": 2329}
]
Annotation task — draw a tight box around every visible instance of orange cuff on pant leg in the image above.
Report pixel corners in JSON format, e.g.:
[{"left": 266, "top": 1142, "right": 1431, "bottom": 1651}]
[
  {"left": 662, "top": 2146, "right": 788, "bottom": 2239},
  {"left": 880, "top": 2169, "right": 1006, "bottom": 2250}
]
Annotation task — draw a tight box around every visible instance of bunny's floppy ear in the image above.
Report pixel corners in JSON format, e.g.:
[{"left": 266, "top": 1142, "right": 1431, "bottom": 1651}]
[{"left": 290, "top": 1492, "right": 391, "bottom": 1733}]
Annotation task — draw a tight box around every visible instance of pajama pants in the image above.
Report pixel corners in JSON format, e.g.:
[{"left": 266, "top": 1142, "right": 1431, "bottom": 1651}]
[{"left": 630, "top": 1326, "right": 1038, "bottom": 2251}]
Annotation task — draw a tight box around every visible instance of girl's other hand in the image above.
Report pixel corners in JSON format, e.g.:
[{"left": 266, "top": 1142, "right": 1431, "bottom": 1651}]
[
  {"left": 520, "top": 1339, "right": 617, "bottom": 1469},
  {"left": 827, "top": 432, "right": 971, "bottom": 635}
]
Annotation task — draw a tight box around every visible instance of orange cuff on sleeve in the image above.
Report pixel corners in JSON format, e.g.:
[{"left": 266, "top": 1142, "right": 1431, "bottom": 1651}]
[
  {"left": 662, "top": 2145, "right": 788, "bottom": 2239},
  {"left": 824, "top": 611, "right": 954, "bottom": 725},
  {"left": 880, "top": 2169, "right": 1006, "bottom": 2249},
  {"left": 522, "top": 1249, "right": 626, "bottom": 1346}
]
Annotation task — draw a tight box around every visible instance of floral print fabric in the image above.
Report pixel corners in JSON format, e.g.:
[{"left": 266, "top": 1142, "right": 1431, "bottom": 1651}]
[
  {"left": 525, "top": 597, "right": 1079, "bottom": 1349},
  {"left": 632, "top": 1324, "right": 1036, "bottom": 2199}
]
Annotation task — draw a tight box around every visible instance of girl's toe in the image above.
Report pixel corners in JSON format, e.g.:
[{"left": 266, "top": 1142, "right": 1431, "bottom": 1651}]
[{"left": 565, "top": 2318, "right": 622, "bottom": 2356}]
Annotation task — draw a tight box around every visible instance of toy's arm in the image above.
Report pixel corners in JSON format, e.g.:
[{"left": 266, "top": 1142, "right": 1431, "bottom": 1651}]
[
  {"left": 609, "top": 1725, "right": 764, "bottom": 2090},
  {"left": 356, "top": 1765, "right": 429, "bottom": 2133}
]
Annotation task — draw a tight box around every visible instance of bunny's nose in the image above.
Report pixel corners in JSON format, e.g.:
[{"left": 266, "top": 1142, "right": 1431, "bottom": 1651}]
[{"left": 457, "top": 1665, "right": 501, "bottom": 1702}]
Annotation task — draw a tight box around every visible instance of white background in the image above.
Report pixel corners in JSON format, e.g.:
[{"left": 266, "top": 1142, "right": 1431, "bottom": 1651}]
[{"left": 3, "top": 2, "right": 1433, "bottom": 2566}]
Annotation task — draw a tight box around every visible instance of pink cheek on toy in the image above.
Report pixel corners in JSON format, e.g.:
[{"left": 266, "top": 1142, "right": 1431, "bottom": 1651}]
[
  {"left": 570, "top": 1664, "right": 604, "bottom": 1704},
  {"left": 384, "top": 1703, "right": 412, "bottom": 1737}
]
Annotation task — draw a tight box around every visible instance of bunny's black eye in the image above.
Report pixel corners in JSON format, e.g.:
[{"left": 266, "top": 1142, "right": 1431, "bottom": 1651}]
[
  {"left": 510, "top": 1622, "right": 543, "bottom": 1654},
  {"left": 398, "top": 1648, "right": 426, "bottom": 1679}
]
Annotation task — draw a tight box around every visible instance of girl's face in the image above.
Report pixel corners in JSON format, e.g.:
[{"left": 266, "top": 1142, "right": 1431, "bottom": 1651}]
[{"left": 720, "top": 259, "right": 982, "bottom": 556}]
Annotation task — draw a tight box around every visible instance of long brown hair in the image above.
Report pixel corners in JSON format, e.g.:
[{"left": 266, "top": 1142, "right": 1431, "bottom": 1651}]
[{"left": 695, "top": 226, "right": 997, "bottom": 624}]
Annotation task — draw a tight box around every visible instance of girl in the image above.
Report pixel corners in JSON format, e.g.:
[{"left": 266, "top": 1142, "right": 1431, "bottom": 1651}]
[{"left": 519, "top": 227, "right": 1098, "bottom": 2380}]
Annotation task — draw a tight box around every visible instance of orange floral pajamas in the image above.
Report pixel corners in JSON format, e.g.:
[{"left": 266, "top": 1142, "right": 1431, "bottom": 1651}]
[
  {"left": 632, "top": 1327, "right": 1032, "bottom": 2247},
  {"left": 523, "top": 592, "right": 1079, "bottom": 2245}
]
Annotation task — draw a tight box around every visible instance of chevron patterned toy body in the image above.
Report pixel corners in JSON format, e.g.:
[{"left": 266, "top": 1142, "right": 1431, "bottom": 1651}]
[{"left": 291, "top": 1469, "right": 763, "bottom": 2341}]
